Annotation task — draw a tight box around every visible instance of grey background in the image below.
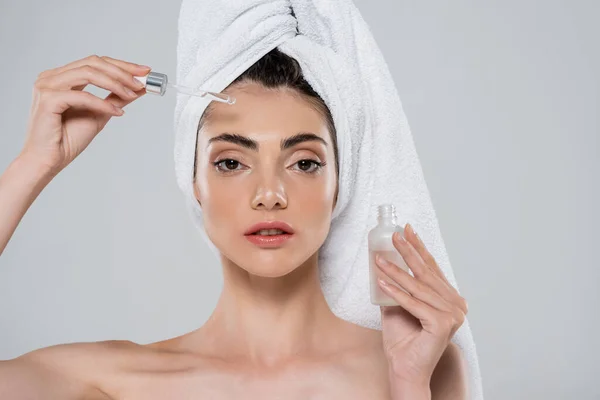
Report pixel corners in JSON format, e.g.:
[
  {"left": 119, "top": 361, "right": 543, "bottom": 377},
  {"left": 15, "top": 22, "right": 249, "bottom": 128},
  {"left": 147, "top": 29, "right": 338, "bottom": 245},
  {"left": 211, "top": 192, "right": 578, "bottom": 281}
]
[{"left": 0, "top": 1, "right": 598, "bottom": 399}]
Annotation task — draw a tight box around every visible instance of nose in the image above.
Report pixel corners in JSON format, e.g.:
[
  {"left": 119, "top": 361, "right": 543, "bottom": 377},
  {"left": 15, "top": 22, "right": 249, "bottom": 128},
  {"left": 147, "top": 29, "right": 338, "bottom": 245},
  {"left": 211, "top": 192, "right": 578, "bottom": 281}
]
[{"left": 251, "top": 173, "right": 288, "bottom": 211}]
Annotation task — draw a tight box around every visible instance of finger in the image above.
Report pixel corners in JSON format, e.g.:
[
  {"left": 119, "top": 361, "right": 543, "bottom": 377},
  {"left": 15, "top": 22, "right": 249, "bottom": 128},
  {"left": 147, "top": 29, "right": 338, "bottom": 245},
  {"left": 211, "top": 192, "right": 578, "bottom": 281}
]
[
  {"left": 393, "top": 229, "right": 451, "bottom": 289},
  {"left": 99, "top": 55, "right": 151, "bottom": 77},
  {"left": 38, "top": 65, "right": 139, "bottom": 103},
  {"left": 391, "top": 231, "right": 458, "bottom": 301},
  {"left": 404, "top": 223, "right": 451, "bottom": 286},
  {"left": 377, "top": 278, "right": 450, "bottom": 335},
  {"left": 96, "top": 56, "right": 150, "bottom": 92},
  {"left": 37, "top": 55, "right": 149, "bottom": 96},
  {"left": 403, "top": 224, "right": 468, "bottom": 314},
  {"left": 103, "top": 88, "right": 146, "bottom": 111},
  {"left": 42, "top": 89, "right": 124, "bottom": 117},
  {"left": 38, "top": 55, "right": 150, "bottom": 84},
  {"left": 391, "top": 231, "right": 432, "bottom": 280},
  {"left": 81, "top": 56, "right": 151, "bottom": 107},
  {"left": 394, "top": 230, "right": 467, "bottom": 314},
  {"left": 375, "top": 255, "right": 452, "bottom": 312},
  {"left": 377, "top": 258, "right": 468, "bottom": 334}
]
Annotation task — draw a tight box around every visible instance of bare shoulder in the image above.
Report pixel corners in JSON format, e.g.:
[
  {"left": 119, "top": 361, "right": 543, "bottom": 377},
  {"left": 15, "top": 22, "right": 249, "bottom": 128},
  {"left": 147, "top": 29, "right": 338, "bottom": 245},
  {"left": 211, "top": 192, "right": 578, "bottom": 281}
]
[
  {"left": 18, "top": 339, "right": 144, "bottom": 373},
  {"left": 0, "top": 339, "right": 140, "bottom": 399},
  {"left": 339, "top": 321, "right": 386, "bottom": 357},
  {"left": 347, "top": 324, "right": 389, "bottom": 377}
]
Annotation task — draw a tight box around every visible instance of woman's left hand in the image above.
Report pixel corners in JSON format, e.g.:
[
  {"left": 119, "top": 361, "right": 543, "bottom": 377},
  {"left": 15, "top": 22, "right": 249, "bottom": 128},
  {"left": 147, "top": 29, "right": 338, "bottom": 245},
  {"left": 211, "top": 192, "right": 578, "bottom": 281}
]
[{"left": 375, "top": 223, "right": 468, "bottom": 388}]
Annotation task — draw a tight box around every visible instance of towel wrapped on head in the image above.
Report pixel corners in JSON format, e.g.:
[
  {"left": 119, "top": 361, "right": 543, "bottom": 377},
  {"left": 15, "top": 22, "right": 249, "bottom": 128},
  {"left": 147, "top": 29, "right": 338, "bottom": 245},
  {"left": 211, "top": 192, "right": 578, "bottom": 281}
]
[{"left": 174, "top": 0, "right": 483, "bottom": 398}]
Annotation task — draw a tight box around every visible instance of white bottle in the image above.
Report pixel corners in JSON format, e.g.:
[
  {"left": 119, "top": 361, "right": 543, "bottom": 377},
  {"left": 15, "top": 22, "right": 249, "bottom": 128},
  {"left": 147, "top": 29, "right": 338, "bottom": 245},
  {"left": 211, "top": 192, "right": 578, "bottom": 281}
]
[{"left": 368, "top": 204, "right": 410, "bottom": 306}]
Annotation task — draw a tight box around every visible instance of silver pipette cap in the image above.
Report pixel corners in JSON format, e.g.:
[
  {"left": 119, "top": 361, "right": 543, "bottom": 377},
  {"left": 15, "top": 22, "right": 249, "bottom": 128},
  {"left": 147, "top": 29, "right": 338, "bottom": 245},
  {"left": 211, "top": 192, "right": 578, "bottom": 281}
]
[
  {"left": 144, "top": 72, "right": 168, "bottom": 96},
  {"left": 133, "top": 71, "right": 168, "bottom": 96}
]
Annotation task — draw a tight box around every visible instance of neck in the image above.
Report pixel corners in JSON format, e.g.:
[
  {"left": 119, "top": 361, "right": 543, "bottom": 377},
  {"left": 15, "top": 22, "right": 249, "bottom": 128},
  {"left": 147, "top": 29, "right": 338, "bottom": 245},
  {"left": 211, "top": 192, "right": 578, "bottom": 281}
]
[{"left": 196, "top": 252, "right": 343, "bottom": 367}]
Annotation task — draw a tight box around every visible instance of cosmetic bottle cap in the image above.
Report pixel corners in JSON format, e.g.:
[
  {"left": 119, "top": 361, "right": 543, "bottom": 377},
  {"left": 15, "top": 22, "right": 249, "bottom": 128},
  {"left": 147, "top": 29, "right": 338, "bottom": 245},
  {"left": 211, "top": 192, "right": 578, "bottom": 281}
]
[
  {"left": 144, "top": 72, "right": 168, "bottom": 96},
  {"left": 133, "top": 72, "right": 168, "bottom": 96},
  {"left": 377, "top": 204, "right": 397, "bottom": 225}
]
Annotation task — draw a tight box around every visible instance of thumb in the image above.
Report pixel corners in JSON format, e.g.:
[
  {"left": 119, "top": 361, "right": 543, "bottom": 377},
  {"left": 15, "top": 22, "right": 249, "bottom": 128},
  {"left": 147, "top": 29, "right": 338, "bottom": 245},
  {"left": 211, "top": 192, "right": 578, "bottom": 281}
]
[{"left": 104, "top": 88, "right": 147, "bottom": 109}]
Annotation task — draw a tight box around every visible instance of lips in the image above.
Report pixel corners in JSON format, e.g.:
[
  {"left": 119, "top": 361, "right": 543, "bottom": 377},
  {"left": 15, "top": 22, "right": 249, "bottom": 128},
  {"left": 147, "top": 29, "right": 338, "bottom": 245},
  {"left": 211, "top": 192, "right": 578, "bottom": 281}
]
[
  {"left": 244, "top": 220, "right": 295, "bottom": 249},
  {"left": 244, "top": 221, "right": 295, "bottom": 236}
]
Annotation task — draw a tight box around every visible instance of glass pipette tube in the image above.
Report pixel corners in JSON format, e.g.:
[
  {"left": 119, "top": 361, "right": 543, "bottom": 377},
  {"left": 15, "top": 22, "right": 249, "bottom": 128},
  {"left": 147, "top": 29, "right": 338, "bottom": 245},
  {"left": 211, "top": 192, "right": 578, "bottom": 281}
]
[
  {"left": 134, "top": 71, "right": 236, "bottom": 105},
  {"left": 167, "top": 82, "right": 236, "bottom": 104}
]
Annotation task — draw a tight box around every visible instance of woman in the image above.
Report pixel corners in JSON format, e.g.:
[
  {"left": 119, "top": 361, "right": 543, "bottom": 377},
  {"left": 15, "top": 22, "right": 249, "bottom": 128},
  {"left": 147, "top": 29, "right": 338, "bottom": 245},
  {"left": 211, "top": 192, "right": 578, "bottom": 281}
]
[{"left": 0, "top": 50, "right": 469, "bottom": 399}]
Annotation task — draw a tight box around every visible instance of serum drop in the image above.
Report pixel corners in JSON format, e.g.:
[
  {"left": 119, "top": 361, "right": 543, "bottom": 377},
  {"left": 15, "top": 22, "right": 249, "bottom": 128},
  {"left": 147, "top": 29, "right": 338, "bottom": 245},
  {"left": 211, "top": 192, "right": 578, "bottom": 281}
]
[{"left": 368, "top": 204, "right": 410, "bottom": 306}]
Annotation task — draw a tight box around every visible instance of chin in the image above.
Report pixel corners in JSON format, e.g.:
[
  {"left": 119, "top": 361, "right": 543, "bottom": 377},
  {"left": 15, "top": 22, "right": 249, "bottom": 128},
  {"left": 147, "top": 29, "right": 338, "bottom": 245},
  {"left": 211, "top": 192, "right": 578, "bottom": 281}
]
[
  {"left": 242, "top": 265, "right": 296, "bottom": 278},
  {"left": 237, "top": 248, "right": 303, "bottom": 278},
  {"left": 217, "top": 238, "right": 312, "bottom": 278}
]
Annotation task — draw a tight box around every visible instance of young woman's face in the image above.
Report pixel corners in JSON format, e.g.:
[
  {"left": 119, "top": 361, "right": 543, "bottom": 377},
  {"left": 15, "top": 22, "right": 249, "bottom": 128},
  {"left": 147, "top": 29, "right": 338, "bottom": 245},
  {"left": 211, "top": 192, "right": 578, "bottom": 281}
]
[{"left": 194, "top": 82, "right": 338, "bottom": 277}]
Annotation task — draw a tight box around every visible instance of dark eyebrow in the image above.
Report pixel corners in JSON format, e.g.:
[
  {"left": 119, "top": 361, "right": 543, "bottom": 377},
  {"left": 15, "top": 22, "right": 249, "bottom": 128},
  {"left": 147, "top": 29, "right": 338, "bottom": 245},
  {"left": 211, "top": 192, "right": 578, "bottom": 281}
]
[
  {"left": 283, "top": 132, "right": 328, "bottom": 150},
  {"left": 207, "top": 132, "right": 327, "bottom": 151}
]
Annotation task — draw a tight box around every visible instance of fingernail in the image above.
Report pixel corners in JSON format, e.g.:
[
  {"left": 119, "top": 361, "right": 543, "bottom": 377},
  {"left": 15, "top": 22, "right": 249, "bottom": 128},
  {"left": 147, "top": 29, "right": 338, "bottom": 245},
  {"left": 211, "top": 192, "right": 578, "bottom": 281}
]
[
  {"left": 394, "top": 231, "right": 406, "bottom": 243},
  {"left": 409, "top": 224, "right": 423, "bottom": 243},
  {"left": 378, "top": 278, "right": 388, "bottom": 287},
  {"left": 407, "top": 223, "right": 417, "bottom": 237},
  {"left": 132, "top": 76, "right": 145, "bottom": 89},
  {"left": 114, "top": 106, "right": 124, "bottom": 115},
  {"left": 137, "top": 64, "right": 152, "bottom": 71},
  {"left": 376, "top": 254, "right": 388, "bottom": 265},
  {"left": 124, "top": 87, "right": 137, "bottom": 97}
]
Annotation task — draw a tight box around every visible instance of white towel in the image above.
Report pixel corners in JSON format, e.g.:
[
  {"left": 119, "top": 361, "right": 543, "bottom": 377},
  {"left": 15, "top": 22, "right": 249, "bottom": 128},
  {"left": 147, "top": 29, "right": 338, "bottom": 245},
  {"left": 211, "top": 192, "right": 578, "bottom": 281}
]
[{"left": 173, "top": 0, "right": 483, "bottom": 398}]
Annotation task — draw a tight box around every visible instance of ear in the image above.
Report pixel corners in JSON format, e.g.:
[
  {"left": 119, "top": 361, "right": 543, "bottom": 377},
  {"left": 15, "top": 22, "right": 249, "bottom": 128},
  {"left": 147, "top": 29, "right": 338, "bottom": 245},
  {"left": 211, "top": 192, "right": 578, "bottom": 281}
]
[
  {"left": 331, "top": 182, "right": 338, "bottom": 212},
  {"left": 193, "top": 182, "right": 202, "bottom": 207}
]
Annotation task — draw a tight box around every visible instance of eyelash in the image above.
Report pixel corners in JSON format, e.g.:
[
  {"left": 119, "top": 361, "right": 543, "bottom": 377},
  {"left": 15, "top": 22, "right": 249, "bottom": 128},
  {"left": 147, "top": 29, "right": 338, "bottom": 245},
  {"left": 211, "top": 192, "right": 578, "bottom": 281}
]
[{"left": 212, "top": 158, "right": 326, "bottom": 175}]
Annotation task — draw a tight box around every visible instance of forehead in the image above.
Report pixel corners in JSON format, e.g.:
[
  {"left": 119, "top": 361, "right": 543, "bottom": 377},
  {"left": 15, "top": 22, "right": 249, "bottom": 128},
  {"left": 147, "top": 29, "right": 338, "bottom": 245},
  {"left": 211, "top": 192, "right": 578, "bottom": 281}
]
[{"left": 198, "top": 83, "right": 329, "bottom": 142}]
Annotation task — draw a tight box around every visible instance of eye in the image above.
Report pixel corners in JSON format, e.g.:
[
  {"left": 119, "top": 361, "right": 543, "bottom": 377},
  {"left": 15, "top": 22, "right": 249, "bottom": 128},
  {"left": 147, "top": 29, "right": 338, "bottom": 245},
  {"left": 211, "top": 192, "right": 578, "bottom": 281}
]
[
  {"left": 293, "top": 159, "right": 324, "bottom": 174},
  {"left": 213, "top": 159, "right": 244, "bottom": 173}
]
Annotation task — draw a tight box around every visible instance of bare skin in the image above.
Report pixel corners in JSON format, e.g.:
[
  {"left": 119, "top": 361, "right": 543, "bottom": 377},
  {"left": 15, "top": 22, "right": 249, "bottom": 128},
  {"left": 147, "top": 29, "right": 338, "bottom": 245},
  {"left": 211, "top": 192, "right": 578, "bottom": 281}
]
[{"left": 0, "top": 56, "right": 467, "bottom": 399}]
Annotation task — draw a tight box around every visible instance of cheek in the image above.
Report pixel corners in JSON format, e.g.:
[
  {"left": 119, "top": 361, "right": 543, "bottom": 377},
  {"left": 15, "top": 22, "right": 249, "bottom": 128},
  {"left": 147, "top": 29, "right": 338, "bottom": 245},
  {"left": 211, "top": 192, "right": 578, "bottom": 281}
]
[
  {"left": 198, "top": 175, "right": 246, "bottom": 242},
  {"left": 197, "top": 162, "right": 242, "bottom": 206},
  {"left": 291, "top": 177, "right": 336, "bottom": 235},
  {"left": 306, "top": 195, "right": 334, "bottom": 233}
]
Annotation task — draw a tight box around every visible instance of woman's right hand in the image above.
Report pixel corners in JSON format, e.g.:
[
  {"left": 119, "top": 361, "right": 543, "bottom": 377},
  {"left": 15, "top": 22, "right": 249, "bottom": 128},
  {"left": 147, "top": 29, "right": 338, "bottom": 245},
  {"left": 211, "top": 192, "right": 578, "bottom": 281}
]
[{"left": 20, "top": 55, "right": 152, "bottom": 175}]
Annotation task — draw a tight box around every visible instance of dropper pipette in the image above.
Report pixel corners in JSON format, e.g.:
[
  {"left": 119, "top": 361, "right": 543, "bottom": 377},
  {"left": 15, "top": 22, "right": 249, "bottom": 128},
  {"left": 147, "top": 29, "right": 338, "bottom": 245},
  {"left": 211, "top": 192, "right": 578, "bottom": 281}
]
[
  {"left": 167, "top": 82, "right": 236, "bottom": 104},
  {"left": 133, "top": 71, "right": 236, "bottom": 105}
]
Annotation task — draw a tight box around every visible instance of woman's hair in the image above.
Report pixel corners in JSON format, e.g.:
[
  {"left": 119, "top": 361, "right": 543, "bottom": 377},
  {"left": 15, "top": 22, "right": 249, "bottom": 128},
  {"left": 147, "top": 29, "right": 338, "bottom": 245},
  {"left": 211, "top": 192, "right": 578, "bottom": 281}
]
[{"left": 194, "top": 48, "right": 339, "bottom": 181}]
